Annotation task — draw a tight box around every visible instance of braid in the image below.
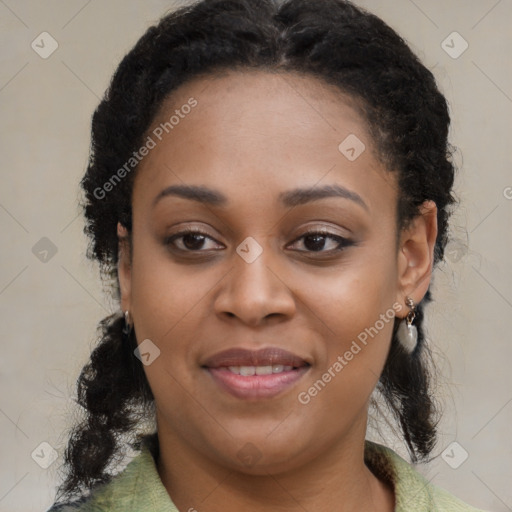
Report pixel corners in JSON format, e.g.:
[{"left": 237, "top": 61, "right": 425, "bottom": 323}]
[{"left": 55, "top": 314, "right": 153, "bottom": 502}]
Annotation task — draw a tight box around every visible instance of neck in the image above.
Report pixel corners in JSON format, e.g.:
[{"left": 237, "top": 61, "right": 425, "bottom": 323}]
[{"left": 155, "top": 419, "right": 394, "bottom": 512}]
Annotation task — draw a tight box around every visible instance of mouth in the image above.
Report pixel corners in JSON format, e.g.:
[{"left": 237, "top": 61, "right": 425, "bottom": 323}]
[{"left": 201, "top": 347, "right": 311, "bottom": 400}]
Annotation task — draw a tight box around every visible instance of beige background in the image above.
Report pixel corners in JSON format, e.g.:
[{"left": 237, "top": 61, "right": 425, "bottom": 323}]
[{"left": 0, "top": 1, "right": 511, "bottom": 511}]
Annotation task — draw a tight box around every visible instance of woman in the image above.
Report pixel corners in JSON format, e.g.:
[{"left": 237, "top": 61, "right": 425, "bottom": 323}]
[{"left": 48, "top": 0, "right": 484, "bottom": 510}]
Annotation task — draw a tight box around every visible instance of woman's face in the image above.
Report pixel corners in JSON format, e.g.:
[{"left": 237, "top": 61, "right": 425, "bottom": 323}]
[{"left": 119, "top": 70, "right": 434, "bottom": 473}]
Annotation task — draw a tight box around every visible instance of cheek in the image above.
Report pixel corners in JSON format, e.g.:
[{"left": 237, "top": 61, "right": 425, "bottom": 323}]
[
  {"left": 128, "top": 241, "right": 234, "bottom": 403},
  {"left": 130, "top": 239, "right": 220, "bottom": 341},
  {"left": 128, "top": 253, "right": 210, "bottom": 412},
  {"left": 296, "top": 248, "right": 398, "bottom": 344},
  {"left": 293, "top": 281, "right": 397, "bottom": 434},
  {"left": 293, "top": 248, "right": 398, "bottom": 406}
]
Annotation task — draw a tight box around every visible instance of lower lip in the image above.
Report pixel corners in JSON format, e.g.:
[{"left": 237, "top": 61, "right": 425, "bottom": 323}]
[{"left": 206, "top": 367, "right": 310, "bottom": 400}]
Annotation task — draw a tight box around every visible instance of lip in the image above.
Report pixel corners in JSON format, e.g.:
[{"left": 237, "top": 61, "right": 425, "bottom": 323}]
[
  {"left": 202, "top": 347, "right": 310, "bottom": 368},
  {"left": 202, "top": 347, "right": 311, "bottom": 400}
]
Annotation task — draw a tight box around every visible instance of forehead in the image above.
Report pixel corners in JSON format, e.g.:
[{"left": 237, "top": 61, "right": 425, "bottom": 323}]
[
  {"left": 133, "top": 69, "right": 397, "bottom": 214},
  {"left": 151, "top": 68, "right": 369, "bottom": 144}
]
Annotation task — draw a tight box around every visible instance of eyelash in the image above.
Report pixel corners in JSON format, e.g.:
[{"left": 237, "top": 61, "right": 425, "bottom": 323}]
[{"left": 164, "top": 227, "right": 353, "bottom": 255}]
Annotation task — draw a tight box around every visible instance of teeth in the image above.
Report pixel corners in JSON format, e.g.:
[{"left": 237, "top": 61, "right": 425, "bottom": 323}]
[
  {"left": 240, "top": 366, "right": 255, "bottom": 376},
  {"left": 227, "top": 365, "right": 294, "bottom": 375},
  {"left": 256, "top": 365, "right": 273, "bottom": 375}
]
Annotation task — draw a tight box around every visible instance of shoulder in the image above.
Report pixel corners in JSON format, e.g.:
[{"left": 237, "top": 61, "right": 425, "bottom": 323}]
[
  {"left": 45, "top": 499, "right": 84, "bottom": 511},
  {"left": 46, "top": 497, "right": 89, "bottom": 511},
  {"left": 364, "top": 440, "right": 487, "bottom": 512},
  {"left": 46, "top": 435, "right": 179, "bottom": 512}
]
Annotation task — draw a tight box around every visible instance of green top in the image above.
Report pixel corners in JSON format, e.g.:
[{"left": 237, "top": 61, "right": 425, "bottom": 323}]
[{"left": 48, "top": 436, "right": 485, "bottom": 511}]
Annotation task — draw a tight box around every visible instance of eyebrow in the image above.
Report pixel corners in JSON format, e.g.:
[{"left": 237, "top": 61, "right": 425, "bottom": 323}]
[{"left": 152, "top": 183, "right": 368, "bottom": 210}]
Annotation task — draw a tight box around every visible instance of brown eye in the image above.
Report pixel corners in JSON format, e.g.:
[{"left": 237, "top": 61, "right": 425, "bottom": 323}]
[
  {"left": 288, "top": 230, "right": 353, "bottom": 253},
  {"left": 164, "top": 229, "right": 223, "bottom": 252}
]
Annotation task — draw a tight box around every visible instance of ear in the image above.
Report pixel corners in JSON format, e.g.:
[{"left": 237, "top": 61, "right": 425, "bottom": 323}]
[
  {"left": 395, "top": 200, "right": 438, "bottom": 316},
  {"left": 117, "top": 222, "right": 132, "bottom": 314}
]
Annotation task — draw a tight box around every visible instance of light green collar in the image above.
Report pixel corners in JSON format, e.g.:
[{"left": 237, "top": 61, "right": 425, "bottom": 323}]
[
  {"left": 63, "top": 436, "right": 482, "bottom": 511},
  {"left": 364, "top": 441, "right": 483, "bottom": 511},
  {"left": 72, "top": 435, "right": 178, "bottom": 512}
]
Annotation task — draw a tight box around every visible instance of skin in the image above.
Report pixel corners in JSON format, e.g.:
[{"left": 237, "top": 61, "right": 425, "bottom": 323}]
[{"left": 117, "top": 69, "right": 437, "bottom": 512}]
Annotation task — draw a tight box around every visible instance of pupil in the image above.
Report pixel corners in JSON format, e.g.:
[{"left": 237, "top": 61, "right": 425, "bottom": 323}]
[
  {"left": 184, "top": 233, "right": 205, "bottom": 250},
  {"left": 305, "top": 234, "right": 325, "bottom": 251}
]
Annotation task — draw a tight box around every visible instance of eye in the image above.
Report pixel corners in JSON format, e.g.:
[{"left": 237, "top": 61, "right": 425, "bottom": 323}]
[
  {"left": 164, "top": 228, "right": 224, "bottom": 252},
  {"left": 164, "top": 227, "right": 353, "bottom": 255},
  {"left": 287, "top": 229, "right": 353, "bottom": 253}
]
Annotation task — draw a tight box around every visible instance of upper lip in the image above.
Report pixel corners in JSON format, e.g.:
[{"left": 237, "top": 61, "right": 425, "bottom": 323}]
[{"left": 202, "top": 347, "right": 311, "bottom": 369}]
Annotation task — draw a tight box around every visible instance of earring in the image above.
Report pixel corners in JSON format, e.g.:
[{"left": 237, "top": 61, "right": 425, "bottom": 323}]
[
  {"left": 397, "top": 297, "right": 417, "bottom": 353},
  {"left": 123, "top": 310, "right": 132, "bottom": 336}
]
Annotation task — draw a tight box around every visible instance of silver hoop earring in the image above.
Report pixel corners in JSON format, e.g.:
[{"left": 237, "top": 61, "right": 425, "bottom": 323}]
[
  {"left": 397, "top": 297, "right": 417, "bottom": 353},
  {"left": 123, "top": 310, "right": 132, "bottom": 336}
]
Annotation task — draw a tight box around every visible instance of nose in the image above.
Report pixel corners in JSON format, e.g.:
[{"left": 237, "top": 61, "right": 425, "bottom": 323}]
[{"left": 213, "top": 242, "right": 296, "bottom": 327}]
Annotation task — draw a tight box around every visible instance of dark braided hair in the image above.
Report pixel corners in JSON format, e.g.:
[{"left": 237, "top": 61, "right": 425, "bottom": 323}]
[{"left": 53, "top": 0, "right": 456, "bottom": 504}]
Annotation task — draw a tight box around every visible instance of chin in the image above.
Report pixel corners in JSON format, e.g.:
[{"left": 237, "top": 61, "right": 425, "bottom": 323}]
[{"left": 208, "top": 434, "right": 315, "bottom": 477}]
